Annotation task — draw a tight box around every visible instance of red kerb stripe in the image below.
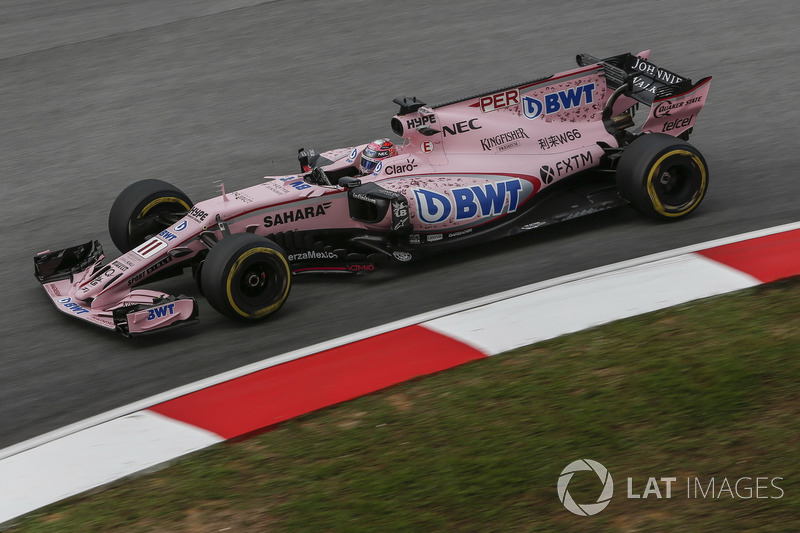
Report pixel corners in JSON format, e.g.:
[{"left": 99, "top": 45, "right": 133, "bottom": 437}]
[
  {"left": 698, "top": 229, "right": 800, "bottom": 283},
  {"left": 150, "top": 325, "right": 487, "bottom": 439}
]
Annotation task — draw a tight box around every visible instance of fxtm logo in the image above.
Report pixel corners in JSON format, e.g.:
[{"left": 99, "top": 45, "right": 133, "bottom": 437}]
[
  {"left": 557, "top": 459, "right": 614, "bottom": 516},
  {"left": 523, "top": 83, "right": 595, "bottom": 120}
]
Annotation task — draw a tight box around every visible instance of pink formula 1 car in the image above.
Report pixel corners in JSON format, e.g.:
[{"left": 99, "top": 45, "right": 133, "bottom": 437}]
[{"left": 35, "top": 50, "right": 711, "bottom": 336}]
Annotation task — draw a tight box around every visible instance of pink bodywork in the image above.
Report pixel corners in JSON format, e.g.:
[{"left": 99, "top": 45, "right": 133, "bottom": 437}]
[{"left": 38, "top": 50, "right": 711, "bottom": 333}]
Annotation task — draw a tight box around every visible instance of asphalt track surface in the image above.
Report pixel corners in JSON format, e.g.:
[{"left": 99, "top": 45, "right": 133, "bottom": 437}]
[{"left": 1, "top": 0, "right": 798, "bottom": 450}]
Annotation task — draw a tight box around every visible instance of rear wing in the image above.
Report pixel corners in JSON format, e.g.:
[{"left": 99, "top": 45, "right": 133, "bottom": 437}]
[
  {"left": 578, "top": 51, "right": 711, "bottom": 138},
  {"left": 577, "top": 51, "right": 704, "bottom": 106}
]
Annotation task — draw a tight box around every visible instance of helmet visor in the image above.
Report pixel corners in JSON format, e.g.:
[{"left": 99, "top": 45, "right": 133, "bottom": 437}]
[{"left": 360, "top": 156, "right": 380, "bottom": 173}]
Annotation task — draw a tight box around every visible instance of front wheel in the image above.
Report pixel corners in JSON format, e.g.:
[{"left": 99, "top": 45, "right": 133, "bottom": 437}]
[
  {"left": 201, "top": 233, "right": 292, "bottom": 322},
  {"left": 616, "top": 133, "right": 709, "bottom": 220},
  {"left": 108, "top": 179, "right": 193, "bottom": 252}
]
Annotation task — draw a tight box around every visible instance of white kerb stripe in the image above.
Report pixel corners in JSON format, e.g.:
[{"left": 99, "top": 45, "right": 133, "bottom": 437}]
[
  {"left": 0, "top": 411, "right": 222, "bottom": 526},
  {"left": 423, "top": 254, "right": 760, "bottom": 355}
]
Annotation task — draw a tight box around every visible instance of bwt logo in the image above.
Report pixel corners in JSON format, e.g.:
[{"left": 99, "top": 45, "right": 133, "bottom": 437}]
[
  {"left": 557, "top": 459, "right": 614, "bottom": 516},
  {"left": 158, "top": 229, "right": 178, "bottom": 242},
  {"left": 147, "top": 303, "right": 176, "bottom": 321},
  {"left": 413, "top": 180, "right": 523, "bottom": 224},
  {"left": 57, "top": 297, "right": 90, "bottom": 315},
  {"left": 523, "top": 83, "right": 595, "bottom": 120}
]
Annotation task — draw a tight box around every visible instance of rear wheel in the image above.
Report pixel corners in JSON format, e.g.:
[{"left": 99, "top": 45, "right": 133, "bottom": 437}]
[
  {"left": 616, "top": 133, "right": 709, "bottom": 220},
  {"left": 201, "top": 233, "right": 291, "bottom": 322},
  {"left": 108, "top": 179, "right": 193, "bottom": 252}
]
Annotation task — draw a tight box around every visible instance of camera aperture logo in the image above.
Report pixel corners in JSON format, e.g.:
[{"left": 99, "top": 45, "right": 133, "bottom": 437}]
[{"left": 557, "top": 459, "right": 614, "bottom": 516}]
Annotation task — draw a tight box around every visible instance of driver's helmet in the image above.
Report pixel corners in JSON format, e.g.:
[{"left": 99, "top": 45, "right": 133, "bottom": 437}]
[{"left": 359, "top": 138, "right": 397, "bottom": 174}]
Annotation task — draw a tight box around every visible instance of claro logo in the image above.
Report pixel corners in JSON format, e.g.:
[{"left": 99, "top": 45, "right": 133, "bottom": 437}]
[{"left": 384, "top": 159, "right": 418, "bottom": 175}]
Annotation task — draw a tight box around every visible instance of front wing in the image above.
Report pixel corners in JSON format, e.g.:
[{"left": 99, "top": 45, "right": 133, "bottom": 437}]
[{"left": 34, "top": 241, "right": 199, "bottom": 337}]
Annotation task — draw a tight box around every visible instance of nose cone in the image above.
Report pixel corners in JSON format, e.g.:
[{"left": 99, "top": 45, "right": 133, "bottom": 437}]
[{"left": 72, "top": 263, "right": 125, "bottom": 304}]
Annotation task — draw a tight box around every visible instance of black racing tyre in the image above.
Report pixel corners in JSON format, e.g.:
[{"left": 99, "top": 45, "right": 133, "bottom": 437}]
[
  {"left": 191, "top": 259, "right": 205, "bottom": 297},
  {"left": 616, "top": 133, "right": 709, "bottom": 220},
  {"left": 201, "top": 233, "right": 291, "bottom": 322},
  {"left": 108, "top": 179, "right": 193, "bottom": 252}
]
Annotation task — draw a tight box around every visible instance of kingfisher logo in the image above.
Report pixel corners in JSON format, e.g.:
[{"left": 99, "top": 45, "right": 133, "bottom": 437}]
[
  {"left": 523, "top": 83, "right": 595, "bottom": 120},
  {"left": 413, "top": 180, "right": 524, "bottom": 224},
  {"left": 558, "top": 459, "right": 614, "bottom": 516}
]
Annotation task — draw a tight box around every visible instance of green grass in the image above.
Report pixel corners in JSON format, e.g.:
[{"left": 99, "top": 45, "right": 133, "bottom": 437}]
[{"left": 9, "top": 278, "right": 800, "bottom": 532}]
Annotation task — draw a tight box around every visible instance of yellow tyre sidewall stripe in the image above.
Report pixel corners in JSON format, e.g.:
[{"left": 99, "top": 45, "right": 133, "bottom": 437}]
[
  {"left": 646, "top": 149, "right": 707, "bottom": 218},
  {"left": 137, "top": 197, "right": 192, "bottom": 219},
  {"left": 226, "top": 247, "right": 291, "bottom": 319}
]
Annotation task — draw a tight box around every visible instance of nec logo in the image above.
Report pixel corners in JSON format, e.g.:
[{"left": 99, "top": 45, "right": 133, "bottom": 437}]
[
  {"left": 442, "top": 118, "right": 482, "bottom": 137},
  {"left": 522, "top": 83, "right": 595, "bottom": 120},
  {"left": 413, "top": 180, "right": 523, "bottom": 224}
]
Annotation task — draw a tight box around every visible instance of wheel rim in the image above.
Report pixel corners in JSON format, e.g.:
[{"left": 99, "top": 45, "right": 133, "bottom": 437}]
[
  {"left": 226, "top": 247, "right": 290, "bottom": 318},
  {"left": 646, "top": 149, "right": 707, "bottom": 216},
  {"left": 239, "top": 262, "right": 281, "bottom": 302}
]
